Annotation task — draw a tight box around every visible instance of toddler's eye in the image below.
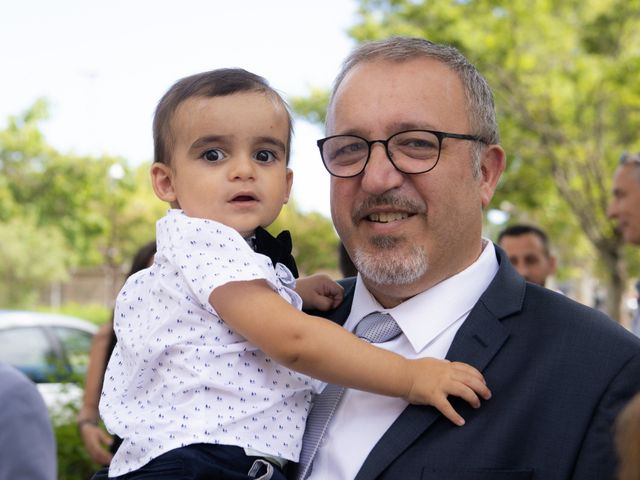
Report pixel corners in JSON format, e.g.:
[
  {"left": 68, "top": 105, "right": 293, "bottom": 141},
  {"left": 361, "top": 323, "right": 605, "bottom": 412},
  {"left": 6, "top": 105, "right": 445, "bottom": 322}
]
[
  {"left": 255, "top": 150, "right": 276, "bottom": 163},
  {"left": 202, "top": 149, "right": 225, "bottom": 162}
]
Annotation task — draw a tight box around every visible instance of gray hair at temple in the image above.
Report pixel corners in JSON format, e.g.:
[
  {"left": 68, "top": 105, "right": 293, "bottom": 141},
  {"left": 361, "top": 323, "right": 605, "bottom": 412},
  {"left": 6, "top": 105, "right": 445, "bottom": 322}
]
[
  {"left": 327, "top": 37, "right": 499, "bottom": 177},
  {"left": 619, "top": 152, "right": 640, "bottom": 181}
]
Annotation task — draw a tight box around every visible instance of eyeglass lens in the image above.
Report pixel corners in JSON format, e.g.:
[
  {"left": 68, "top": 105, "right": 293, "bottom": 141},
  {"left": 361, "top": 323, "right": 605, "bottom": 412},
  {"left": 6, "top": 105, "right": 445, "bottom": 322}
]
[{"left": 321, "top": 130, "right": 441, "bottom": 177}]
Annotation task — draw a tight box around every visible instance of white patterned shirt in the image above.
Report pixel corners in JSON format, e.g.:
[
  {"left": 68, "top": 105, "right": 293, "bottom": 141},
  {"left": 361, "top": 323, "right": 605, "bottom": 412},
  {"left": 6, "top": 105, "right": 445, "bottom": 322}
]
[{"left": 100, "top": 209, "right": 318, "bottom": 476}]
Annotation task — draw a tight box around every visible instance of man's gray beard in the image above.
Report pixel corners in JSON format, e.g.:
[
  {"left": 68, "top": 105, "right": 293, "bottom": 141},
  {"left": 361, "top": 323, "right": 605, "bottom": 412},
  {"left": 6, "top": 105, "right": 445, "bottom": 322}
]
[{"left": 352, "top": 236, "right": 428, "bottom": 286}]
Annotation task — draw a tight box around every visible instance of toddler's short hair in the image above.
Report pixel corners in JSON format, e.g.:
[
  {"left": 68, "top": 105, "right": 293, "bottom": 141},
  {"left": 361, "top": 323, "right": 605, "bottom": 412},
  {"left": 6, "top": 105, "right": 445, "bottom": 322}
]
[{"left": 153, "top": 68, "right": 293, "bottom": 166}]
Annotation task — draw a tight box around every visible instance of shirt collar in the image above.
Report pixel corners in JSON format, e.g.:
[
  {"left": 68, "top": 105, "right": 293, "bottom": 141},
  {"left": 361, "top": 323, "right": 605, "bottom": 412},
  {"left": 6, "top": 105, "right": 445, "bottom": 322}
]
[{"left": 347, "top": 240, "right": 499, "bottom": 354}]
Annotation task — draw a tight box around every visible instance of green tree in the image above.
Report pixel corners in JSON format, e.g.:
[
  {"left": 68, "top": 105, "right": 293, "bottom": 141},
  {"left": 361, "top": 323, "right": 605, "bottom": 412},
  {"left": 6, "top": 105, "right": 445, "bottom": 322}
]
[
  {"left": 294, "top": 0, "right": 640, "bottom": 320},
  {"left": 0, "top": 216, "right": 69, "bottom": 307},
  {"left": 0, "top": 101, "right": 163, "bottom": 305}
]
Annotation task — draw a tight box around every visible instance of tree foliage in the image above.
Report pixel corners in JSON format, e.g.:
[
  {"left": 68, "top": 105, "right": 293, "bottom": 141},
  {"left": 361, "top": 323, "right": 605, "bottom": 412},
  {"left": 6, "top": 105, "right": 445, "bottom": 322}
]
[
  {"left": 0, "top": 216, "right": 70, "bottom": 306},
  {"left": 0, "top": 101, "right": 340, "bottom": 307},
  {"left": 293, "top": 0, "right": 640, "bottom": 319},
  {"left": 0, "top": 102, "right": 163, "bottom": 306}
]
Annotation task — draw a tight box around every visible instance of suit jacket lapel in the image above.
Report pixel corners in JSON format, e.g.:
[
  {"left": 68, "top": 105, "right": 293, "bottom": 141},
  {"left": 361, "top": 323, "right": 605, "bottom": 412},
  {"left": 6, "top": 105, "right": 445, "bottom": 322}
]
[{"left": 355, "top": 245, "right": 525, "bottom": 480}]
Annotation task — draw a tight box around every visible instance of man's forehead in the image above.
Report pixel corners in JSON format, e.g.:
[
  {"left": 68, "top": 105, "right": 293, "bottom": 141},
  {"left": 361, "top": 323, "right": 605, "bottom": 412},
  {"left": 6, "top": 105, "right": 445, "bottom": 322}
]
[
  {"left": 500, "top": 234, "right": 546, "bottom": 251},
  {"left": 327, "top": 58, "right": 467, "bottom": 134}
]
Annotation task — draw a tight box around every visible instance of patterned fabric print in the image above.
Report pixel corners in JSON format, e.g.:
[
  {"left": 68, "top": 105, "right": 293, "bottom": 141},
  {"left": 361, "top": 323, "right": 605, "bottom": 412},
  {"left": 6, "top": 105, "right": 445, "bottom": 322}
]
[{"left": 100, "top": 210, "right": 315, "bottom": 476}]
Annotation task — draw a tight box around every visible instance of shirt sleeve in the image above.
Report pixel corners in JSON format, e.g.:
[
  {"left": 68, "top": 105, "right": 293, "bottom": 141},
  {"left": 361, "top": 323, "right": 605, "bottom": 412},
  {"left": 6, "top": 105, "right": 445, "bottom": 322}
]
[{"left": 158, "top": 212, "right": 272, "bottom": 309}]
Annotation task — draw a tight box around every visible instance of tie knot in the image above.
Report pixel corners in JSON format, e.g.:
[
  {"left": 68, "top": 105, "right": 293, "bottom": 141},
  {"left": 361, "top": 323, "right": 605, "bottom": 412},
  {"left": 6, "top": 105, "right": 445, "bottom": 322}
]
[{"left": 354, "top": 312, "right": 402, "bottom": 343}]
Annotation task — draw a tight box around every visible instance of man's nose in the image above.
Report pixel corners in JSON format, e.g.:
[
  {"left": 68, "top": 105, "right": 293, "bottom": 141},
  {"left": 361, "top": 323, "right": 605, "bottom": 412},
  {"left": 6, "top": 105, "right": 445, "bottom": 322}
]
[{"left": 360, "top": 143, "right": 404, "bottom": 194}]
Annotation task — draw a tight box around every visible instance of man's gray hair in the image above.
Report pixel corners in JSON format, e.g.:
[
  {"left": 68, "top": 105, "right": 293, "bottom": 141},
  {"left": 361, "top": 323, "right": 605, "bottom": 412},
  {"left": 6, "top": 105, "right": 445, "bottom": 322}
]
[
  {"left": 619, "top": 152, "right": 640, "bottom": 181},
  {"left": 329, "top": 37, "right": 499, "bottom": 175}
]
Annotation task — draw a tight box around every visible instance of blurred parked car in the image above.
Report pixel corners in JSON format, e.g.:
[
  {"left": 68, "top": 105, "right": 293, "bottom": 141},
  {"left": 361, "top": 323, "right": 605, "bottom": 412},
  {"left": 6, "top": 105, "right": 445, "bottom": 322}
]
[{"left": 0, "top": 310, "right": 97, "bottom": 420}]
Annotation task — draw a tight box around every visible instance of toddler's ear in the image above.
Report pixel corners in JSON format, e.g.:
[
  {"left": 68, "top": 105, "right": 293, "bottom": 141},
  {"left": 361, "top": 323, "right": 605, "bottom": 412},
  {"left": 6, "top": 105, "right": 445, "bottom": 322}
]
[
  {"left": 150, "top": 163, "right": 177, "bottom": 203},
  {"left": 284, "top": 168, "right": 293, "bottom": 203}
]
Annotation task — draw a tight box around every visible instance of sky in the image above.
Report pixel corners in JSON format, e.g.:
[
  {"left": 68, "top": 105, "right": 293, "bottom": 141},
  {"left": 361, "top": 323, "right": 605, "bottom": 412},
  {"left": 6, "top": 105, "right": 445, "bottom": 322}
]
[{"left": 1, "top": 0, "right": 359, "bottom": 217}]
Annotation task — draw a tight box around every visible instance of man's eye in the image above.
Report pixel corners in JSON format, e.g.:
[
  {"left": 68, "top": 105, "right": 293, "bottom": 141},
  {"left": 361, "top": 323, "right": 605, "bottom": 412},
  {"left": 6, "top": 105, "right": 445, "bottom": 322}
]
[
  {"left": 256, "top": 150, "right": 276, "bottom": 163},
  {"left": 202, "top": 149, "right": 224, "bottom": 162}
]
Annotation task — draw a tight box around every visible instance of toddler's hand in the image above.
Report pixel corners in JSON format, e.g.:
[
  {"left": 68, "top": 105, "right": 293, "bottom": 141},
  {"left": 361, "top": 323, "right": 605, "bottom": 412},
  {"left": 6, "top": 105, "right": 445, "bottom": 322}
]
[
  {"left": 405, "top": 358, "right": 491, "bottom": 426},
  {"left": 296, "top": 274, "right": 344, "bottom": 311}
]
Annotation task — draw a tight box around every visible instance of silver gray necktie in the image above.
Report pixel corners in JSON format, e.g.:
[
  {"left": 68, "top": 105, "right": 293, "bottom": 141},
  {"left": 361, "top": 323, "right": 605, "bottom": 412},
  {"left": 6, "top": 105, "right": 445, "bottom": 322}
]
[{"left": 296, "top": 312, "right": 402, "bottom": 480}]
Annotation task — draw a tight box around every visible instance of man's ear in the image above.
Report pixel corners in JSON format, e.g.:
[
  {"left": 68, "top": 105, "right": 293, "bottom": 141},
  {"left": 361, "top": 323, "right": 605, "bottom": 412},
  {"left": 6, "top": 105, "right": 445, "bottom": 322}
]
[
  {"left": 283, "top": 168, "right": 294, "bottom": 204},
  {"left": 479, "top": 144, "right": 506, "bottom": 209},
  {"left": 150, "top": 162, "right": 177, "bottom": 203}
]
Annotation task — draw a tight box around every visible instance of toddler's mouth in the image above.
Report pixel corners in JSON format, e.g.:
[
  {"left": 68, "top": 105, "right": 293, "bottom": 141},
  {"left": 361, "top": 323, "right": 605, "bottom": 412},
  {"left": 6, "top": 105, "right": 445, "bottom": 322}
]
[{"left": 231, "top": 193, "right": 258, "bottom": 202}]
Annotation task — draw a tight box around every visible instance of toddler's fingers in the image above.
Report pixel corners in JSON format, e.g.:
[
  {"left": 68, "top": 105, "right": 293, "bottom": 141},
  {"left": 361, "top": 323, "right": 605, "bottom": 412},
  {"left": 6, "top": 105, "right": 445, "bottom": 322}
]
[
  {"left": 451, "top": 362, "right": 486, "bottom": 382},
  {"left": 449, "top": 363, "right": 491, "bottom": 400},
  {"left": 313, "top": 295, "right": 336, "bottom": 311},
  {"left": 461, "top": 376, "right": 492, "bottom": 400},
  {"left": 445, "top": 383, "right": 483, "bottom": 409},
  {"left": 432, "top": 396, "right": 465, "bottom": 426},
  {"left": 331, "top": 290, "right": 344, "bottom": 308}
]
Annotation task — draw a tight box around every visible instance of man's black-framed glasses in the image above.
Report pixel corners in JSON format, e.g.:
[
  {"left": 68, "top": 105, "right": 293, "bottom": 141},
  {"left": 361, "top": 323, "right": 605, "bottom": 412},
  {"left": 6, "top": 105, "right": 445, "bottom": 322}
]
[{"left": 317, "top": 129, "right": 486, "bottom": 178}]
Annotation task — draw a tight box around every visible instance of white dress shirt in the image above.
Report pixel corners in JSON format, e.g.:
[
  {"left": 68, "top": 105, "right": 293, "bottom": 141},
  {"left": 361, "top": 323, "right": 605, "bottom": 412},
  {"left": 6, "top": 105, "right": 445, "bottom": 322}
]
[{"left": 308, "top": 241, "right": 499, "bottom": 480}]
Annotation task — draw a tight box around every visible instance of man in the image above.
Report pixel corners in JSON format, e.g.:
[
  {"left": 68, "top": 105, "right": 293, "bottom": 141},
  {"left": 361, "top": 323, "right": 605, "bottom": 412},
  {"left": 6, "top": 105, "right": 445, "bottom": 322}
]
[
  {"left": 497, "top": 224, "right": 557, "bottom": 287},
  {"left": 608, "top": 152, "right": 640, "bottom": 245},
  {"left": 0, "top": 362, "right": 57, "bottom": 480},
  {"left": 300, "top": 37, "right": 640, "bottom": 480},
  {"left": 609, "top": 153, "right": 640, "bottom": 336}
]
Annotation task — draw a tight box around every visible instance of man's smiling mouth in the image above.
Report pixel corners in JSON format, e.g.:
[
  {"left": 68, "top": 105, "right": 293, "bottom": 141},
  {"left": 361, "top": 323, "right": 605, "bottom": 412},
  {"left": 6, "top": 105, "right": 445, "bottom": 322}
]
[{"left": 367, "top": 212, "right": 411, "bottom": 223}]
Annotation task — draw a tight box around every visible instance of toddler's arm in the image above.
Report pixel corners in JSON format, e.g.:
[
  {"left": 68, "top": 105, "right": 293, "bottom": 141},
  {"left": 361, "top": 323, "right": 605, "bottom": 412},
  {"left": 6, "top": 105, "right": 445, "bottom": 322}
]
[
  {"left": 295, "top": 274, "right": 344, "bottom": 311},
  {"left": 211, "top": 280, "right": 491, "bottom": 426}
]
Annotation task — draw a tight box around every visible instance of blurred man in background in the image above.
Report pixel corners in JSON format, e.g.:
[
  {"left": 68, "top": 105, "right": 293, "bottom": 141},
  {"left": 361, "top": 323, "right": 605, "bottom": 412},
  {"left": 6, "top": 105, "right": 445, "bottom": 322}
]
[
  {"left": 609, "top": 152, "right": 640, "bottom": 335},
  {"left": 497, "top": 224, "right": 556, "bottom": 287},
  {"left": 608, "top": 152, "right": 640, "bottom": 246}
]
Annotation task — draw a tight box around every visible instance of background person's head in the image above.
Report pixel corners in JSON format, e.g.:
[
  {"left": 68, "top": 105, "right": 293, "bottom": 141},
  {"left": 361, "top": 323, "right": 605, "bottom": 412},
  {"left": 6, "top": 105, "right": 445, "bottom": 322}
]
[
  {"left": 127, "top": 240, "right": 156, "bottom": 275},
  {"left": 608, "top": 152, "right": 640, "bottom": 245},
  {"left": 150, "top": 69, "right": 294, "bottom": 238},
  {"left": 323, "top": 37, "right": 505, "bottom": 306},
  {"left": 497, "top": 225, "right": 556, "bottom": 287}
]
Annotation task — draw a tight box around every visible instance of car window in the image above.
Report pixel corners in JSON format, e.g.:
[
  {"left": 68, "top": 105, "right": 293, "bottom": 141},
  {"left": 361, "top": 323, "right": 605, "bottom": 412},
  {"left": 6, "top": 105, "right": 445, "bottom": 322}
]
[
  {"left": 52, "top": 326, "right": 93, "bottom": 379},
  {"left": 0, "top": 327, "right": 66, "bottom": 383}
]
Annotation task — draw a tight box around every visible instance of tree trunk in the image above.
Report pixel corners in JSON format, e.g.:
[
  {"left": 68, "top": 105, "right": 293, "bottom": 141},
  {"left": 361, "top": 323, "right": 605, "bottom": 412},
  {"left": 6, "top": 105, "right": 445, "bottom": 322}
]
[{"left": 598, "top": 241, "right": 627, "bottom": 322}]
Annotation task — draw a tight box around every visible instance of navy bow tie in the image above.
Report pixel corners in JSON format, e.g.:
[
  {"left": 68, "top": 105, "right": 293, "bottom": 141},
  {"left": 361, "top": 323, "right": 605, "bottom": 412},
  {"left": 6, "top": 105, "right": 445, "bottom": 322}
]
[{"left": 253, "top": 227, "right": 299, "bottom": 278}]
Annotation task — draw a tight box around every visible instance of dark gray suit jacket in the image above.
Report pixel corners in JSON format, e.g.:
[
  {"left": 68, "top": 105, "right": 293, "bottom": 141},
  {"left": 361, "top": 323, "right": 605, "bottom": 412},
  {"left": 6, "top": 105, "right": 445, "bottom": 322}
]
[{"left": 308, "top": 245, "right": 640, "bottom": 480}]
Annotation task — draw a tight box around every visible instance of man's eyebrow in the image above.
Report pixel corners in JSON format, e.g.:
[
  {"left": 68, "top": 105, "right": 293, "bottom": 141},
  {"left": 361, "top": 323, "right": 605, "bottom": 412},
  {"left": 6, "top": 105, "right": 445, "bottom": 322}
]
[
  {"left": 391, "top": 121, "right": 439, "bottom": 132},
  {"left": 335, "top": 122, "right": 439, "bottom": 137}
]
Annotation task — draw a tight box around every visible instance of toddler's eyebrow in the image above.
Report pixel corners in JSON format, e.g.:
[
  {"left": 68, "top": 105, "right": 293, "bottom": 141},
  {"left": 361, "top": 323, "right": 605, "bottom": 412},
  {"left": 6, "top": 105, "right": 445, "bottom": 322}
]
[
  {"left": 190, "top": 135, "right": 227, "bottom": 152},
  {"left": 255, "top": 136, "right": 286, "bottom": 152},
  {"left": 189, "top": 135, "right": 286, "bottom": 153}
]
